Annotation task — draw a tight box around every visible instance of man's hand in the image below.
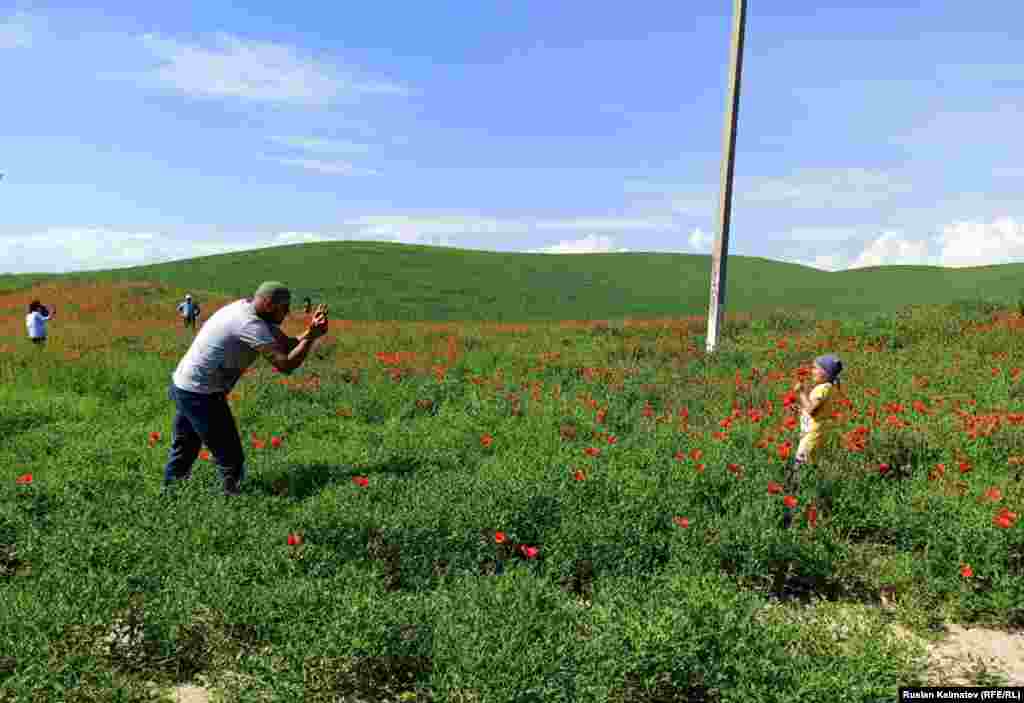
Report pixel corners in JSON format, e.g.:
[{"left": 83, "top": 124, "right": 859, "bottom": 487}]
[{"left": 306, "top": 304, "right": 329, "bottom": 339}]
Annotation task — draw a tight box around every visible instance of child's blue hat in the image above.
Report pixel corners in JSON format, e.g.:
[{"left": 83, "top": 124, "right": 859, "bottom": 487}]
[{"left": 815, "top": 354, "right": 843, "bottom": 383}]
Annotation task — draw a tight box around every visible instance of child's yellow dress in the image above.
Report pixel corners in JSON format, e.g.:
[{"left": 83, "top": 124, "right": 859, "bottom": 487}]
[{"left": 796, "top": 382, "right": 836, "bottom": 464}]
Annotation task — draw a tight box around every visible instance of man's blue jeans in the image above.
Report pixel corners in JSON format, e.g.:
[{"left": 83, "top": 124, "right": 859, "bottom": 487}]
[{"left": 163, "top": 382, "right": 246, "bottom": 492}]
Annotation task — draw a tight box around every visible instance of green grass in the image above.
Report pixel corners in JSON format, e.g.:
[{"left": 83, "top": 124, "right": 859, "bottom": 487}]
[
  {"left": 1, "top": 244, "right": 1023, "bottom": 701},
  {"left": 3, "top": 240, "right": 1023, "bottom": 322}
]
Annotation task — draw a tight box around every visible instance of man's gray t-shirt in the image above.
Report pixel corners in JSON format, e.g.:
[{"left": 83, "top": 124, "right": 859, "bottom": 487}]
[{"left": 171, "top": 298, "right": 278, "bottom": 394}]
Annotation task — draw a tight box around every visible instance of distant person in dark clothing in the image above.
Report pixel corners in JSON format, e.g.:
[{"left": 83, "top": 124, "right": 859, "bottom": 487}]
[
  {"left": 26, "top": 300, "right": 56, "bottom": 345},
  {"left": 303, "top": 297, "right": 312, "bottom": 314}
]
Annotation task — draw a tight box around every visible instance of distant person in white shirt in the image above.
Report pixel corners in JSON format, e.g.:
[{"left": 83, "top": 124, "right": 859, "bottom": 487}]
[
  {"left": 176, "top": 294, "right": 201, "bottom": 331},
  {"left": 25, "top": 300, "right": 56, "bottom": 346}
]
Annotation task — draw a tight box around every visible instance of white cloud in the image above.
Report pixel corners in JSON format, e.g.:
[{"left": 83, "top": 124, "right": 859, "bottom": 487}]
[
  {"left": 269, "top": 136, "right": 371, "bottom": 154},
  {"left": 525, "top": 235, "right": 630, "bottom": 254},
  {"left": 0, "top": 12, "right": 32, "bottom": 49},
  {"left": 741, "top": 168, "right": 913, "bottom": 210},
  {"left": 274, "top": 231, "right": 331, "bottom": 244},
  {"left": 937, "top": 217, "right": 1024, "bottom": 267},
  {"left": 342, "top": 215, "right": 517, "bottom": 238},
  {"left": 277, "top": 158, "right": 378, "bottom": 176},
  {"left": 688, "top": 227, "right": 714, "bottom": 253},
  {"left": 842, "top": 231, "right": 934, "bottom": 269},
  {"left": 139, "top": 32, "right": 406, "bottom": 105}
]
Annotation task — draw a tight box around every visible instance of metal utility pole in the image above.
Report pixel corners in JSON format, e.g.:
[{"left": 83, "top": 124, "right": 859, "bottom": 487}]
[{"left": 706, "top": 0, "right": 747, "bottom": 354}]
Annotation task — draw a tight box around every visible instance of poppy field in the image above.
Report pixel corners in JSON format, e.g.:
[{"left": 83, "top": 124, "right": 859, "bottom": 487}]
[{"left": 1, "top": 277, "right": 1023, "bottom": 702}]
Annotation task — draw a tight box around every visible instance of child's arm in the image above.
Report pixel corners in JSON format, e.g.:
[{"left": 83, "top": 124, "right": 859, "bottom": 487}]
[{"left": 793, "top": 384, "right": 825, "bottom": 416}]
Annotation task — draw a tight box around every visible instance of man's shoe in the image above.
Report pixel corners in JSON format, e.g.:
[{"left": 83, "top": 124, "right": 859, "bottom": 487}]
[{"left": 223, "top": 477, "right": 242, "bottom": 497}]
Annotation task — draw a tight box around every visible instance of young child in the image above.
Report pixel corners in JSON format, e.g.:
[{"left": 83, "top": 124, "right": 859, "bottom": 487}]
[{"left": 783, "top": 353, "right": 843, "bottom": 527}]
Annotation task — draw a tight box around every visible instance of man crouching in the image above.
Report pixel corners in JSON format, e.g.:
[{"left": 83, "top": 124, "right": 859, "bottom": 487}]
[{"left": 162, "top": 281, "right": 328, "bottom": 497}]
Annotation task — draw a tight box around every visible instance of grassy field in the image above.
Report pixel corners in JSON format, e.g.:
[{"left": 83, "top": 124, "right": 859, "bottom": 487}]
[
  {"left": 1, "top": 244, "right": 1023, "bottom": 701},
  {"left": 3, "top": 240, "right": 1024, "bottom": 322}
]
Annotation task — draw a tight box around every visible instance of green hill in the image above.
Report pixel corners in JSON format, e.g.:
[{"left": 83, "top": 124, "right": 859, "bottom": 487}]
[{"left": 0, "top": 241, "right": 1018, "bottom": 322}]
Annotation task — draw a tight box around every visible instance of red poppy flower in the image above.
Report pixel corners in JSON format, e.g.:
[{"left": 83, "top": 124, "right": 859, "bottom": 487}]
[
  {"left": 149, "top": 431, "right": 161, "bottom": 442},
  {"left": 783, "top": 415, "right": 798, "bottom": 431},
  {"left": 518, "top": 545, "right": 539, "bottom": 559},
  {"left": 674, "top": 451, "right": 686, "bottom": 462},
  {"left": 767, "top": 481, "right": 783, "bottom": 495},
  {"left": 606, "top": 435, "right": 618, "bottom": 445},
  {"left": 960, "top": 564, "right": 973, "bottom": 578},
  {"left": 983, "top": 487, "right": 1002, "bottom": 502},
  {"left": 494, "top": 531, "right": 506, "bottom": 543},
  {"left": 777, "top": 442, "right": 792, "bottom": 461},
  {"left": 673, "top": 516, "right": 690, "bottom": 528},
  {"left": 584, "top": 447, "right": 601, "bottom": 457},
  {"left": 270, "top": 436, "right": 283, "bottom": 448},
  {"left": 642, "top": 405, "right": 654, "bottom": 419},
  {"left": 783, "top": 495, "right": 798, "bottom": 509},
  {"left": 694, "top": 463, "right": 705, "bottom": 473},
  {"left": 15, "top": 472, "right": 33, "bottom": 485},
  {"left": 806, "top": 504, "right": 818, "bottom": 528},
  {"left": 995, "top": 515, "right": 1014, "bottom": 529},
  {"left": 199, "top": 449, "right": 211, "bottom": 461},
  {"left": 480, "top": 434, "right": 494, "bottom": 448},
  {"left": 287, "top": 533, "right": 303, "bottom": 546},
  {"left": 352, "top": 476, "right": 369, "bottom": 487},
  {"left": 958, "top": 461, "right": 972, "bottom": 474},
  {"left": 573, "top": 470, "right": 586, "bottom": 481},
  {"left": 878, "top": 463, "right": 890, "bottom": 475},
  {"left": 690, "top": 448, "right": 703, "bottom": 461},
  {"left": 252, "top": 439, "right": 266, "bottom": 449}
]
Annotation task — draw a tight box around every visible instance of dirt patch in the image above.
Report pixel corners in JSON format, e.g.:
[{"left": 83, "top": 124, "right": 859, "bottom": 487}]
[{"left": 892, "top": 623, "right": 1024, "bottom": 684}]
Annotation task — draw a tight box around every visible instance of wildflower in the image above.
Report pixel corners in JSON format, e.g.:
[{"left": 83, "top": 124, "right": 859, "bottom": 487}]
[
  {"left": 783, "top": 416, "right": 798, "bottom": 431},
  {"left": 15, "top": 473, "right": 33, "bottom": 485},
  {"left": 960, "top": 564, "right": 973, "bottom": 579},
  {"left": 518, "top": 545, "right": 539, "bottom": 559},
  {"left": 694, "top": 463, "right": 705, "bottom": 473},
  {"left": 958, "top": 461, "right": 972, "bottom": 474},
  {"left": 878, "top": 463, "right": 890, "bottom": 475},
  {"left": 270, "top": 436, "right": 283, "bottom": 448},
  {"left": 806, "top": 504, "right": 818, "bottom": 528},
  {"left": 607, "top": 435, "right": 618, "bottom": 445},
  {"left": 777, "top": 442, "right": 793, "bottom": 461},
  {"left": 494, "top": 531, "right": 506, "bottom": 544},
  {"left": 690, "top": 449, "right": 703, "bottom": 461},
  {"left": 983, "top": 487, "right": 1002, "bottom": 503},
  {"left": 353, "top": 476, "right": 369, "bottom": 487},
  {"left": 149, "top": 431, "right": 161, "bottom": 442},
  {"left": 573, "top": 470, "right": 586, "bottom": 481},
  {"left": 252, "top": 438, "right": 266, "bottom": 450},
  {"left": 673, "top": 516, "right": 690, "bottom": 528},
  {"left": 480, "top": 434, "right": 494, "bottom": 449},
  {"left": 584, "top": 447, "right": 601, "bottom": 457},
  {"left": 287, "top": 533, "right": 303, "bottom": 546},
  {"left": 783, "top": 495, "right": 799, "bottom": 509},
  {"left": 674, "top": 451, "right": 686, "bottom": 462},
  {"left": 642, "top": 404, "right": 654, "bottom": 419},
  {"left": 199, "top": 449, "right": 211, "bottom": 461},
  {"left": 767, "top": 481, "right": 783, "bottom": 495}
]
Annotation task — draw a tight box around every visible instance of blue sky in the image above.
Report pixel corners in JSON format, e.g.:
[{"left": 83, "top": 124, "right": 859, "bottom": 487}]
[{"left": 2, "top": 2, "right": 1023, "bottom": 274}]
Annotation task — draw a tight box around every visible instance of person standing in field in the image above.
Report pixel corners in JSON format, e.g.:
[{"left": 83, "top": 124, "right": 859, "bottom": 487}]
[
  {"left": 177, "top": 294, "right": 201, "bottom": 332},
  {"left": 784, "top": 354, "right": 843, "bottom": 528},
  {"left": 162, "top": 282, "right": 329, "bottom": 497},
  {"left": 25, "top": 300, "right": 56, "bottom": 346}
]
